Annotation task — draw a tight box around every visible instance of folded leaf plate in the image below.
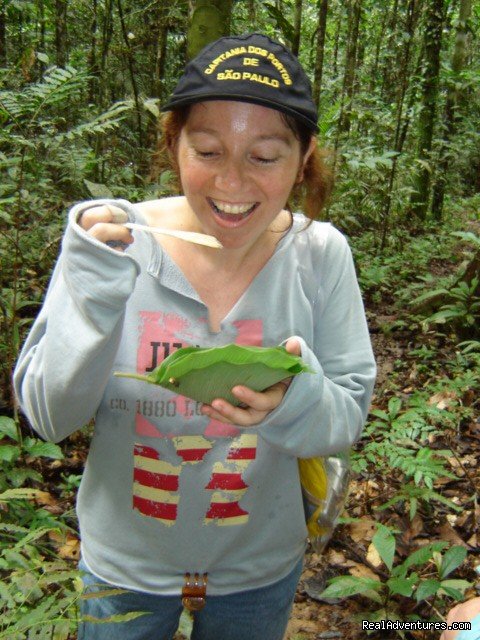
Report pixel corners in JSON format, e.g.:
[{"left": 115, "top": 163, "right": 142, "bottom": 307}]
[{"left": 115, "top": 344, "right": 312, "bottom": 406}]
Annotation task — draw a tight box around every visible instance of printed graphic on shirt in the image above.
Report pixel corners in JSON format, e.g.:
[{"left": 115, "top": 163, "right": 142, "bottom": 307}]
[
  {"left": 133, "top": 443, "right": 181, "bottom": 526},
  {"left": 205, "top": 433, "right": 257, "bottom": 526},
  {"left": 132, "top": 311, "right": 263, "bottom": 527}
]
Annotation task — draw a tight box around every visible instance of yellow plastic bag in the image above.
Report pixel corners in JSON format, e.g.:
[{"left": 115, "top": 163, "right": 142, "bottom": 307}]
[
  {"left": 298, "top": 454, "right": 350, "bottom": 553},
  {"left": 298, "top": 457, "right": 329, "bottom": 539}
]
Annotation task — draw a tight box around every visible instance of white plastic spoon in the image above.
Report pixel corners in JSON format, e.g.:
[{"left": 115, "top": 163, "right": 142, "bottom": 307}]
[
  {"left": 105, "top": 204, "right": 223, "bottom": 249},
  {"left": 123, "top": 222, "right": 223, "bottom": 249}
]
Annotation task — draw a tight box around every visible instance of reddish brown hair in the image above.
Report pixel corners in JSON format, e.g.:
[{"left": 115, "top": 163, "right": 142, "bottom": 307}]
[{"left": 151, "top": 107, "right": 332, "bottom": 222}]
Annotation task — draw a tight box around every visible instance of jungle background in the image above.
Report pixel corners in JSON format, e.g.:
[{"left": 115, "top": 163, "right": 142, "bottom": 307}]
[{"left": 0, "top": 0, "right": 479, "bottom": 638}]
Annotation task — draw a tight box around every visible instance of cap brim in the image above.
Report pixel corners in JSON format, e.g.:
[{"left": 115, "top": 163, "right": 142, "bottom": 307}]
[{"left": 161, "top": 93, "right": 319, "bottom": 133}]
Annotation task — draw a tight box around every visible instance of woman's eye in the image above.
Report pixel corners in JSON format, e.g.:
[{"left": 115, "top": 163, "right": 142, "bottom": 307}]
[
  {"left": 252, "top": 156, "right": 278, "bottom": 165},
  {"left": 195, "top": 149, "right": 218, "bottom": 159}
]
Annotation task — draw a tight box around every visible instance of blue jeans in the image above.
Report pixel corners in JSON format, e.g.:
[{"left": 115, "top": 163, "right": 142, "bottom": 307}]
[{"left": 78, "top": 558, "right": 303, "bottom": 640}]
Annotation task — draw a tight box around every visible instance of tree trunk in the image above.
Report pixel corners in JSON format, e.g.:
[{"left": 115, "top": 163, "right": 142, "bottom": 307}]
[
  {"left": 248, "top": 0, "right": 256, "bottom": 23},
  {"left": 88, "top": 0, "right": 98, "bottom": 103},
  {"left": 379, "top": 0, "right": 399, "bottom": 102},
  {"left": 99, "top": 0, "right": 114, "bottom": 104},
  {"left": 291, "top": 0, "right": 303, "bottom": 56},
  {"left": 154, "top": 3, "right": 169, "bottom": 101},
  {"left": 380, "top": 0, "right": 418, "bottom": 250},
  {"left": 55, "top": 0, "right": 68, "bottom": 67},
  {"left": 431, "top": 0, "right": 472, "bottom": 220},
  {"left": 187, "top": 0, "right": 232, "bottom": 60},
  {"left": 332, "top": 4, "right": 342, "bottom": 77},
  {"left": 409, "top": 0, "right": 444, "bottom": 221},
  {"left": 38, "top": 0, "right": 46, "bottom": 53},
  {"left": 0, "top": 7, "right": 6, "bottom": 67},
  {"left": 369, "top": 7, "right": 388, "bottom": 93},
  {"left": 312, "top": 0, "right": 328, "bottom": 107},
  {"left": 116, "top": 0, "right": 143, "bottom": 148},
  {"left": 338, "top": 0, "right": 362, "bottom": 135}
]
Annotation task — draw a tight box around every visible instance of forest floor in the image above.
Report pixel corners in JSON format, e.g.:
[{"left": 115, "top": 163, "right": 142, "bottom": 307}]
[
  {"left": 285, "top": 319, "right": 408, "bottom": 640},
  {"left": 284, "top": 309, "right": 480, "bottom": 640}
]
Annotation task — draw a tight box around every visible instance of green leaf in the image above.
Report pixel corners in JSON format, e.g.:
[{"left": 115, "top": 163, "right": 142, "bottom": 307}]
[
  {"left": 81, "top": 588, "right": 129, "bottom": 600},
  {"left": 451, "top": 231, "right": 480, "bottom": 247},
  {"left": 115, "top": 344, "right": 312, "bottom": 406},
  {"left": 24, "top": 439, "right": 64, "bottom": 460},
  {"left": 393, "top": 542, "right": 447, "bottom": 578},
  {"left": 370, "top": 409, "right": 390, "bottom": 422},
  {"left": 439, "top": 546, "right": 467, "bottom": 579},
  {"left": 82, "top": 612, "right": 149, "bottom": 623},
  {"left": 373, "top": 523, "right": 396, "bottom": 571},
  {"left": 387, "top": 577, "right": 415, "bottom": 597},
  {"left": 36, "top": 51, "right": 49, "bottom": 64},
  {"left": 14, "top": 525, "right": 58, "bottom": 550},
  {"left": 0, "top": 487, "right": 40, "bottom": 502},
  {"left": 143, "top": 98, "right": 160, "bottom": 118},
  {"left": 9, "top": 466, "right": 42, "bottom": 486},
  {"left": 320, "top": 575, "right": 382, "bottom": 600},
  {"left": 0, "top": 416, "right": 19, "bottom": 441},
  {"left": 0, "top": 444, "right": 19, "bottom": 462},
  {"left": 409, "top": 496, "right": 418, "bottom": 520},
  {"left": 415, "top": 579, "right": 441, "bottom": 602},
  {"left": 177, "top": 608, "right": 194, "bottom": 636},
  {"left": 438, "top": 579, "right": 472, "bottom": 599},
  {"left": 83, "top": 179, "right": 114, "bottom": 199}
]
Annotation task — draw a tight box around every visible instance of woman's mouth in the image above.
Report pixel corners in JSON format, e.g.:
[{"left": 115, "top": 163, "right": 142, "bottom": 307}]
[{"left": 207, "top": 198, "right": 258, "bottom": 224}]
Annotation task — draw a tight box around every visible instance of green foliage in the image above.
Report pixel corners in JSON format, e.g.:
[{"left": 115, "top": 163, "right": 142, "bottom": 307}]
[
  {"left": 0, "top": 416, "right": 63, "bottom": 488},
  {"left": 353, "top": 392, "right": 461, "bottom": 519},
  {"left": 321, "top": 525, "right": 471, "bottom": 622},
  {"left": 0, "top": 63, "right": 139, "bottom": 408},
  {"left": 0, "top": 416, "right": 80, "bottom": 639},
  {"left": 413, "top": 277, "right": 480, "bottom": 332}
]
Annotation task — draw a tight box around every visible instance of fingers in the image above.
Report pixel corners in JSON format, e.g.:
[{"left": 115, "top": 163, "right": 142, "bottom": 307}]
[
  {"left": 285, "top": 337, "right": 301, "bottom": 357},
  {"left": 200, "top": 381, "right": 289, "bottom": 427},
  {"left": 232, "top": 382, "right": 287, "bottom": 412},
  {"left": 77, "top": 205, "right": 133, "bottom": 251}
]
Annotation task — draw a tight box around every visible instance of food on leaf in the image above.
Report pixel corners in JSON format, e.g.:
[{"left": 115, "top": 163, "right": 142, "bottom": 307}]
[{"left": 115, "top": 344, "right": 312, "bottom": 406}]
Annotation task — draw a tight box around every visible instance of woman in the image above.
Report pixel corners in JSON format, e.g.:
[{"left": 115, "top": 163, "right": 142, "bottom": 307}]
[
  {"left": 440, "top": 598, "right": 480, "bottom": 640},
  {"left": 14, "top": 33, "right": 376, "bottom": 640}
]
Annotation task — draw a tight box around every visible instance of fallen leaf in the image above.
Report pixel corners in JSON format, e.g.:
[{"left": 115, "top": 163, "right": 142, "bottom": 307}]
[
  {"left": 49, "top": 531, "right": 80, "bottom": 560},
  {"left": 58, "top": 535, "right": 80, "bottom": 560},
  {"left": 456, "top": 510, "right": 472, "bottom": 528},
  {"left": 438, "top": 521, "right": 469, "bottom": 548},
  {"left": 325, "top": 549, "right": 349, "bottom": 566},
  {"left": 348, "top": 517, "right": 377, "bottom": 543},
  {"left": 400, "top": 514, "right": 424, "bottom": 545},
  {"left": 34, "top": 490, "right": 59, "bottom": 507},
  {"left": 428, "top": 391, "right": 457, "bottom": 409},
  {"left": 348, "top": 562, "right": 380, "bottom": 581},
  {"left": 366, "top": 542, "right": 383, "bottom": 568},
  {"left": 467, "top": 534, "right": 478, "bottom": 548}
]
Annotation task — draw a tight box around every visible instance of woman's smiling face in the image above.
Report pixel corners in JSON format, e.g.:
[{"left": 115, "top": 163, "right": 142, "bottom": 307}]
[{"left": 176, "top": 100, "right": 313, "bottom": 250}]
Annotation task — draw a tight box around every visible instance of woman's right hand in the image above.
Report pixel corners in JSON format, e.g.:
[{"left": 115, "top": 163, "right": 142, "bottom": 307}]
[
  {"left": 439, "top": 597, "right": 480, "bottom": 640},
  {"left": 78, "top": 204, "right": 134, "bottom": 251}
]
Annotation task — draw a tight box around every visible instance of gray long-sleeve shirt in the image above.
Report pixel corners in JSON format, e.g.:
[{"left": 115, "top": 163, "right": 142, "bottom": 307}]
[{"left": 14, "top": 199, "right": 376, "bottom": 595}]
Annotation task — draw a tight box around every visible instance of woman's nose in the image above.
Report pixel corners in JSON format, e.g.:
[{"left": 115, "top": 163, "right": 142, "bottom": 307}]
[{"left": 214, "top": 158, "right": 245, "bottom": 192}]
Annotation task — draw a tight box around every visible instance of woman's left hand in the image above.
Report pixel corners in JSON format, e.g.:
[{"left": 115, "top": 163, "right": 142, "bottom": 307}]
[{"left": 200, "top": 338, "right": 301, "bottom": 427}]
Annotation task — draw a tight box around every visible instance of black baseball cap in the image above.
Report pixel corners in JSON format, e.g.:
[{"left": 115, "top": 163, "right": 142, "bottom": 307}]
[{"left": 161, "top": 33, "right": 319, "bottom": 133}]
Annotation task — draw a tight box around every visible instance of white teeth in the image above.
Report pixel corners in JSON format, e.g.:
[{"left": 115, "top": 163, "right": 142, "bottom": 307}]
[{"left": 211, "top": 199, "right": 255, "bottom": 215}]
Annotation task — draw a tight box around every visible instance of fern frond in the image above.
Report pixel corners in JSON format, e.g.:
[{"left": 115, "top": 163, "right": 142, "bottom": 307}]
[
  {"left": 0, "top": 66, "right": 88, "bottom": 125},
  {"left": 55, "top": 100, "right": 133, "bottom": 142},
  {"left": 26, "top": 66, "right": 87, "bottom": 115}
]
